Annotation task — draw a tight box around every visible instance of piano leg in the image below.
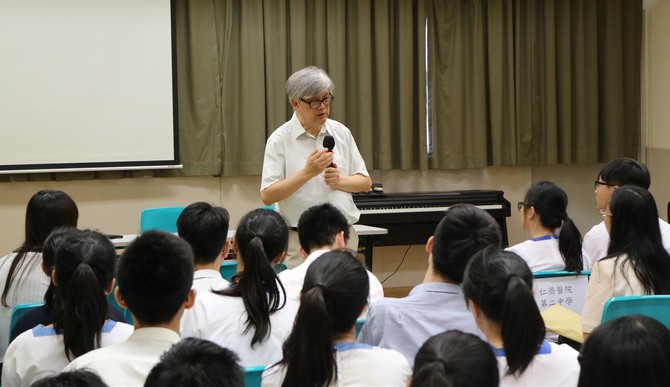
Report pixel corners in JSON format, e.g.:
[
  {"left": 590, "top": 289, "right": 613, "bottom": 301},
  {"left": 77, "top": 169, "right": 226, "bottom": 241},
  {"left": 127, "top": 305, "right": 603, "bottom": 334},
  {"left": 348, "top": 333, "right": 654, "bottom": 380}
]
[{"left": 360, "top": 235, "right": 375, "bottom": 270}]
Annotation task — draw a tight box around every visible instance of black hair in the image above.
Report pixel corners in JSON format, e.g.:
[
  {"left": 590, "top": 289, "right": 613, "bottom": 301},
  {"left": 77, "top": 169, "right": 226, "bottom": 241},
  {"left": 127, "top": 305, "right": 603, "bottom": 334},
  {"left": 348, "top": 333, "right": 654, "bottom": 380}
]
[
  {"left": 462, "top": 249, "right": 545, "bottom": 376},
  {"left": 605, "top": 185, "right": 670, "bottom": 294},
  {"left": 41, "top": 227, "right": 78, "bottom": 314},
  {"left": 2, "top": 190, "right": 78, "bottom": 307},
  {"left": 144, "top": 337, "right": 244, "bottom": 387},
  {"left": 117, "top": 230, "right": 194, "bottom": 324},
  {"left": 523, "top": 181, "right": 583, "bottom": 272},
  {"left": 278, "top": 249, "right": 369, "bottom": 387},
  {"left": 432, "top": 204, "right": 502, "bottom": 282},
  {"left": 598, "top": 158, "right": 650, "bottom": 188},
  {"left": 214, "top": 209, "right": 288, "bottom": 347},
  {"left": 52, "top": 230, "right": 116, "bottom": 360},
  {"left": 31, "top": 369, "right": 108, "bottom": 387},
  {"left": 176, "top": 202, "right": 230, "bottom": 265},
  {"left": 578, "top": 315, "right": 670, "bottom": 387},
  {"left": 411, "top": 330, "right": 499, "bottom": 387},
  {"left": 297, "top": 203, "right": 350, "bottom": 254}
]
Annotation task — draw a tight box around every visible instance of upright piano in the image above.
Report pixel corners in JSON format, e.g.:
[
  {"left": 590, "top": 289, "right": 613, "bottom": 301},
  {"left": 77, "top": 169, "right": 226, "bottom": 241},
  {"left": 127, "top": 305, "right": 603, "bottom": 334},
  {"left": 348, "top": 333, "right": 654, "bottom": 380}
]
[{"left": 354, "top": 190, "right": 511, "bottom": 250}]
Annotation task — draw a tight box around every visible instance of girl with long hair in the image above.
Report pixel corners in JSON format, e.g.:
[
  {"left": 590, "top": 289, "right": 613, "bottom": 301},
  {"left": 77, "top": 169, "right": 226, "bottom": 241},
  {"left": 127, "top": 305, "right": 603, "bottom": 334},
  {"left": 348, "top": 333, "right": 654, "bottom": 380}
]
[
  {"left": 0, "top": 190, "right": 78, "bottom": 363},
  {"left": 463, "top": 249, "right": 580, "bottom": 386},
  {"left": 263, "top": 249, "right": 411, "bottom": 387},
  {"left": 2, "top": 229, "right": 133, "bottom": 387},
  {"left": 507, "top": 181, "right": 587, "bottom": 271},
  {"left": 582, "top": 185, "right": 670, "bottom": 335},
  {"left": 181, "top": 208, "right": 295, "bottom": 367}
]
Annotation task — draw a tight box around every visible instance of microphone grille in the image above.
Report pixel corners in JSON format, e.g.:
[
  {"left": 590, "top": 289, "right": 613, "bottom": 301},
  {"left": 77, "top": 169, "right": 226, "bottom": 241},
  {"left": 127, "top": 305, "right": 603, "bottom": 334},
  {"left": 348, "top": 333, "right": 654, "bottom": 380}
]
[{"left": 323, "top": 135, "right": 335, "bottom": 151}]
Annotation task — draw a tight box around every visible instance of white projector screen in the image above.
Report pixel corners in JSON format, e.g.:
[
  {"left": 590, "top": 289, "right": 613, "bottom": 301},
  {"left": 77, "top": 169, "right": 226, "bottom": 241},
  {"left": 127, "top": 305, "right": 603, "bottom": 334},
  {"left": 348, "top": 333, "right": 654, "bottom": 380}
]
[{"left": 0, "top": 0, "right": 180, "bottom": 174}]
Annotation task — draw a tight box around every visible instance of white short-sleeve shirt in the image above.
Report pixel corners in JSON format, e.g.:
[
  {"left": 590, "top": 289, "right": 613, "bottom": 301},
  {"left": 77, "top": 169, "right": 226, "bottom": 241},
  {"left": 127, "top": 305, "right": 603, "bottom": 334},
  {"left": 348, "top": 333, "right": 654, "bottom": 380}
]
[
  {"left": 505, "top": 235, "right": 592, "bottom": 271},
  {"left": 494, "top": 341, "right": 580, "bottom": 387},
  {"left": 261, "top": 114, "right": 369, "bottom": 227},
  {"left": 0, "top": 252, "right": 50, "bottom": 363},
  {"left": 2, "top": 320, "right": 134, "bottom": 387}
]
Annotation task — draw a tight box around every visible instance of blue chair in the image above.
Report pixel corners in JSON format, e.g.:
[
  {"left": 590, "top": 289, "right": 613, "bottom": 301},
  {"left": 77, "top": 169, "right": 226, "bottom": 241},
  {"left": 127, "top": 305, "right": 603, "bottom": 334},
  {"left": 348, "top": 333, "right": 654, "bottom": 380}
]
[
  {"left": 355, "top": 317, "right": 365, "bottom": 338},
  {"left": 140, "top": 206, "right": 186, "bottom": 233},
  {"left": 532, "top": 270, "right": 590, "bottom": 314},
  {"left": 601, "top": 295, "right": 670, "bottom": 329},
  {"left": 9, "top": 302, "right": 45, "bottom": 336},
  {"left": 107, "top": 291, "right": 134, "bottom": 325},
  {"left": 219, "top": 261, "right": 289, "bottom": 281},
  {"left": 244, "top": 365, "right": 265, "bottom": 387}
]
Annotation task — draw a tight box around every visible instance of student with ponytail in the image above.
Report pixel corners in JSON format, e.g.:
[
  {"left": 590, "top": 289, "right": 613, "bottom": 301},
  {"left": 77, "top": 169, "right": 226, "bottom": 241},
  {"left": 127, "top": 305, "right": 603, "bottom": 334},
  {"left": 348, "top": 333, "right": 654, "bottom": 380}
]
[
  {"left": 181, "top": 208, "right": 296, "bottom": 367},
  {"left": 507, "top": 181, "right": 588, "bottom": 271},
  {"left": 263, "top": 249, "right": 411, "bottom": 387},
  {"left": 463, "top": 249, "right": 580, "bottom": 386},
  {"left": 0, "top": 190, "right": 78, "bottom": 364},
  {"left": 2, "top": 229, "right": 133, "bottom": 387}
]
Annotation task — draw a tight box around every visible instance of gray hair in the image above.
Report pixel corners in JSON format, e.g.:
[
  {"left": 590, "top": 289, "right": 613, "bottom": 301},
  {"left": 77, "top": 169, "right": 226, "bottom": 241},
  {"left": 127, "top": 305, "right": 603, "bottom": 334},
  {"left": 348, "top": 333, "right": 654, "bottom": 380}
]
[{"left": 286, "top": 66, "right": 334, "bottom": 102}]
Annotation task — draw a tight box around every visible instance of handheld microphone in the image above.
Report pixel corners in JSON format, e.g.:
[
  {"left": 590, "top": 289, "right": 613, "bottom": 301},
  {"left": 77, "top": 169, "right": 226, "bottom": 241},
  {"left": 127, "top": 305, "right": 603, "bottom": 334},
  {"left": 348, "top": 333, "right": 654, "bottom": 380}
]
[{"left": 323, "top": 135, "right": 335, "bottom": 167}]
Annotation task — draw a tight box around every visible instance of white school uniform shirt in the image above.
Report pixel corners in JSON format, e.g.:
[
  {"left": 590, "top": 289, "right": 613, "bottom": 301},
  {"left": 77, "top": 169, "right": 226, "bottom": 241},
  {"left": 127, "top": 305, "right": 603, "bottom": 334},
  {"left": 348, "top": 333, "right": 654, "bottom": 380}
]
[
  {"left": 262, "top": 342, "right": 412, "bottom": 387},
  {"left": 0, "top": 252, "right": 50, "bottom": 363},
  {"left": 64, "top": 327, "right": 181, "bottom": 387},
  {"left": 2, "top": 320, "right": 134, "bottom": 387},
  {"left": 260, "top": 113, "right": 369, "bottom": 227},
  {"left": 494, "top": 341, "right": 580, "bottom": 387},
  {"left": 505, "top": 235, "right": 592, "bottom": 271},
  {"left": 582, "top": 218, "right": 670, "bottom": 267},
  {"left": 180, "top": 282, "right": 299, "bottom": 367},
  {"left": 191, "top": 269, "right": 228, "bottom": 293},
  {"left": 278, "top": 249, "right": 384, "bottom": 306}
]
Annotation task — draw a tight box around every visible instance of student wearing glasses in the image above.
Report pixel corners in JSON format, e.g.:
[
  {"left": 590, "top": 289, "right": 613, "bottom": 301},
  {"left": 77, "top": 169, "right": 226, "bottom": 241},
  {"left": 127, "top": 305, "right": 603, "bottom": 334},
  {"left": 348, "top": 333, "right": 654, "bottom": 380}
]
[
  {"left": 506, "top": 181, "right": 588, "bottom": 272},
  {"left": 260, "top": 66, "right": 372, "bottom": 268},
  {"left": 583, "top": 158, "right": 670, "bottom": 265}
]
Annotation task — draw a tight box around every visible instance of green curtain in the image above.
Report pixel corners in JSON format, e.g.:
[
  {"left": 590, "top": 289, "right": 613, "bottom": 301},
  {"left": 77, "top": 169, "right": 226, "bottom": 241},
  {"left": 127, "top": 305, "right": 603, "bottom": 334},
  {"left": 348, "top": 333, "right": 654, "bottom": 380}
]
[{"left": 426, "top": 0, "right": 642, "bottom": 169}]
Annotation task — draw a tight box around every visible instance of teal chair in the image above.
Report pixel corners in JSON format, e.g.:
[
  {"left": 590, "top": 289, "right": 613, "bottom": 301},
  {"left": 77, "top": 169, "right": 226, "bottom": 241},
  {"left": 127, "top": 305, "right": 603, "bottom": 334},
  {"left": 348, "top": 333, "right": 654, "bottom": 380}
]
[
  {"left": 140, "top": 206, "right": 186, "bottom": 233},
  {"left": 9, "top": 302, "right": 45, "bottom": 336},
  {"left": 244, "top": 365, "right": 265, "bottom": 387},
  {"left": 601, "top": 295, "right": 670, "bottom": 329},
  {"left": 219, "top": 261, "right": 289, "bottom": 281},
  {"left": 355, "top": 317, "right": 365, "bottom": 338},
  {"left": 532, "top": 270, "right": 590, "bottom": 314},
  {"left": 107, "top": 291, "right": 134, "bottom": 325}
]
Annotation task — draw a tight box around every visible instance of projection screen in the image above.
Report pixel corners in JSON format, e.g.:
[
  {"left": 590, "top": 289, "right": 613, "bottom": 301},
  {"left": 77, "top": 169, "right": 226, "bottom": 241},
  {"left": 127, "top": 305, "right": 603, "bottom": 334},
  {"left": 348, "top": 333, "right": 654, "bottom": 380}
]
[{"left": 0, "top": 0, "right": 180, "bottom": 174}]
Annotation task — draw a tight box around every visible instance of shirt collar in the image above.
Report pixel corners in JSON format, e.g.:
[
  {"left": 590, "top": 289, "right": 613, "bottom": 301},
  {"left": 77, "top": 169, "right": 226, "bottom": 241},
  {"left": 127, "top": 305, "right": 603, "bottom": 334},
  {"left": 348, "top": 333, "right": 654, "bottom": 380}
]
[
  {"left": 289, "top": 113, "right": 328, "bottom": 140},
  {"left": 409, "top": 281, "right": 463, "bottom": 296},
  {"left": 530, "top": 234, "right": 559, "bottom": 242},
  {"left": 127, "top": 327, "right": 181, "bottom": 343}
]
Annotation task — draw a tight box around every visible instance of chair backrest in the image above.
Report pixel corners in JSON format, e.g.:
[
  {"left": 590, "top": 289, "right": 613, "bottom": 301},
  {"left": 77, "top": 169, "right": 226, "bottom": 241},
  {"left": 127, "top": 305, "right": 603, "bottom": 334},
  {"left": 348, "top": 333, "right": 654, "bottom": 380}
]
[
  {"left": 601, "top": 295, "right": 670, "bottom": 329},
  {"left": 219, "top": 261, "right": 290, "bottom": 282},
  {"left": 107, "top": 291, "right": 134, "bottom": 325},
  {"left": 244, "top": 365, "right": 265, "bottom": 387},
  {"left": 355, "top": 317, "right": 365, "bottom": 338},
  {"left": 532, "top": 270, "right": 590, "bottom": 314},
  {"left": 140, "top": 206, "right": 186, "bottom": 233},
  {"left": 10, "top": 302, "right": 45, "bottom": 336}
]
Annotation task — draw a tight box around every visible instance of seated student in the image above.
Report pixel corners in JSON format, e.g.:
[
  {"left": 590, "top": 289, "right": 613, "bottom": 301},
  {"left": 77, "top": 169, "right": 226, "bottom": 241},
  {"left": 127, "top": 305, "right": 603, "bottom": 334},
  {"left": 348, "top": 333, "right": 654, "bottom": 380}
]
[
  {"left": 578, "top": 315, "right": 670, "bottom": 387},
  {"left": 278, "top": 203, "right": 383, "bottom": 304},
  {"left": 64, "top": 231, "right": 196, "bottom": 386},
  {"left": 144, "top": 338, "right": 244, "bottom": 387},
  {"left": 176, "top": 202, "right": 231, "bottom": 292},
  {"left": 2, "top": 230, "right": 134, "bottom": 387},
  {"left": 263, "top": 249, "right": 411, "bottom": 387},
  {"left": 506, "top": 181, "right": 588, "bottom": 271},
  {"left": 0, "top": 190, "right": 78, "bottom": 364},
  {"left": 411, "top": 330, "right": 499, "bottom": 387},
  {"left": 584, "top": 158, "right": 670, "bottom": 264},
  {"left": 358, "top": 204, "right": 499, "bottom": 363},
  {"left": 181, "top": 209, "right": 296, "bottom": 367},
  {"left": 31, "top": 370, "right": 108, "bottom": 387},
  {"left": 10, "top": 228, "right": 126, "bottom": 342},
  {"left": 582, "top": 186, "right": 670, "bottom": 336},
  {"left": 463, "top": 249, "right": 580, "bottom": 386}
]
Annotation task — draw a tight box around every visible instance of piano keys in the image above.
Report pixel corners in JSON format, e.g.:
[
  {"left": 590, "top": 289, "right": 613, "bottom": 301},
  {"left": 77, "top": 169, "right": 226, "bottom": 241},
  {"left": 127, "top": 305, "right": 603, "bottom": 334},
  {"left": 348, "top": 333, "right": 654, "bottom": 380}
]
[{"left": 354, "top": 190, "right": 511, "bottom": 247}]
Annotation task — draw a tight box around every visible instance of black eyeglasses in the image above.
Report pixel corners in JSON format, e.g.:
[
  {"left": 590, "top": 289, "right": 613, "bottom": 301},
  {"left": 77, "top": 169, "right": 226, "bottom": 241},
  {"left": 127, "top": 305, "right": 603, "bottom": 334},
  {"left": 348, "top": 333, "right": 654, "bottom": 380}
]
[
  {"left": 517, "top": 202, "right": 530, "bottom": 211},
  {"left": 594, "top": 180, "right": 616, "bottom": 190},
  {"left": 300, "top": 94, "right": 334, "bottom": 109}
]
